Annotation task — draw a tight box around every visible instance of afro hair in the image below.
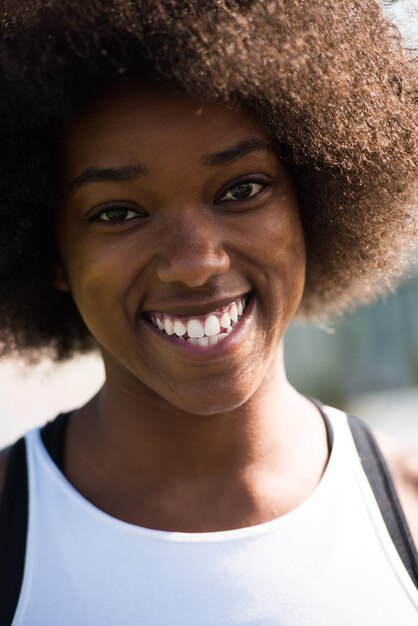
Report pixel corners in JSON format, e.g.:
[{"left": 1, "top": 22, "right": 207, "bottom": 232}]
[{"left": 0, "top": 0, "right": 416, "bottom": 360}]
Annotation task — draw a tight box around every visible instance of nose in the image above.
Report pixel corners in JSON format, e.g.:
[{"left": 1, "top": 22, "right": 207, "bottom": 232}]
[{"left": 156, "top": 213, "right": 230, "bottom": 287}]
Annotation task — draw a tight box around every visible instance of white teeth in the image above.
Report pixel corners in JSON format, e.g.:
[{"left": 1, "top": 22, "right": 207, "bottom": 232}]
[
  {"left": 229, "top": 303, "right": 238, "bottom": 323},
  {"left": 150, "top": 294, "right": 250, "bottom": 346},
  {"left": 204, "top": 315, "right": 221, "bottom": 336},
  {"left": 164, "top": 318, "right": 174, "bottom": 335},
  {"left": 220, "top": 312, "right": 231, "bottom": 329},
  {"left": 174, "top": 320, "right": 187, "bottom": 337},
  {"left": 187, "top": 319, "right": 205, "bottom": 338}
]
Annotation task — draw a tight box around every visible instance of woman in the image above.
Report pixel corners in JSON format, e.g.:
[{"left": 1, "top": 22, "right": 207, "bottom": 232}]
[{"left": 0, "top": 1, "right": 417, "bottom": 624}]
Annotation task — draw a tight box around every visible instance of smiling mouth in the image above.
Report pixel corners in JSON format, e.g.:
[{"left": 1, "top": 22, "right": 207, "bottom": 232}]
[{"left": 143, "top": 293, "right": 251, "bottom": 347}]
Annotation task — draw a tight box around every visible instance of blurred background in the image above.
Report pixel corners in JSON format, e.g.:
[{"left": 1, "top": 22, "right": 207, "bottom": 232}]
[
  {"left": 286, "top": 267, "right": 418, "bottom": 442},
  {"left": 0, "top": 267, "right": 417, "bottom": 447}
]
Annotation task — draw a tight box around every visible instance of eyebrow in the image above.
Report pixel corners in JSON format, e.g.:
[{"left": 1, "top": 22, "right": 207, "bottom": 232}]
[
  {"left": 201, "top": 138, "right": 275, "bottom": 167},
  {"left": 68, "top": 162, "right": 147, "bottom": 193},
  {"left": 68, "top": 137, "right": 275, "bottom": 194}
]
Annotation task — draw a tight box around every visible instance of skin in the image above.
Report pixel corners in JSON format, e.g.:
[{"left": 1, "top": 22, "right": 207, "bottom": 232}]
[
  {"left": 52, "top": 82, "right": 330, "bottom": 532},
  {"left": 0, "top": 83, "right": 417, "bottom": 540}
]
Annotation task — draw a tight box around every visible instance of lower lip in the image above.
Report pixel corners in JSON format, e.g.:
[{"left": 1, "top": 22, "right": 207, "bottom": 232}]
[{"left": 140, "top": 294, "right": 255, "bottom": 362}]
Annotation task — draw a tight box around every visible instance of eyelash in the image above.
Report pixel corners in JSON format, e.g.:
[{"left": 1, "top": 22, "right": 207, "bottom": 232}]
[
  {"left": 215, "top": 175, "right": 272, "bottom": 205},
  {"left": 87, "top": 175, "right": 272, "bottom": 225},
  {"left": 87, "top": 203, "right": 146, "bottom": 225}
]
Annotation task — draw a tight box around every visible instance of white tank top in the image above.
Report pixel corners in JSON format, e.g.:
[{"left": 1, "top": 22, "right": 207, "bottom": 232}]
[{"left": 12, "top": 407, "right": 418, "bottom": 625}]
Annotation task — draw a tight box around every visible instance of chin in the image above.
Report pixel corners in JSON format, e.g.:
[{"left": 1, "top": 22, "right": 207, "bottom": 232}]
[{"left": 164, "top": 381, "right": 258, "bottom": 417}]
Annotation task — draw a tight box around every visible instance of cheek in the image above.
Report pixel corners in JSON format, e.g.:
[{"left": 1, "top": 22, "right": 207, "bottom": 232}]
[
  {"left": 266, "top": 194, "right": 306, "bottom": 281},
  {"left": 268, "top": 233, "right": 306, "bottom": 335},
  {"left": 57, "top": 230, "right": 143, "bottom": 322},
  {"left": 232, "top": 202, "right": 306, "bottom": 291},
  {"left": 252, "top": 204, "right": 306, "bottom": 331},
  {"left": 268, "top": 211, "right": 305, "bottom": 270},
  {"left": 275, "top": 215, "right": 306, "bottom": 297}
]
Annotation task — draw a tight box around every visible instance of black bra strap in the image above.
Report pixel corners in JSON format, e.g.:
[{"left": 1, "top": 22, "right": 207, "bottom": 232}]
[
  {"left": 347, "top": 414, "right": 418, "bottom": 588},
  {"left": 306, "top": 395, "right": 334, "bottom": 453},
  {"left": 40, "top": 412, "right": 70, "bottom": 472},
  {"left": 0, "top": 438, "right": 29, "bottom": 626}
]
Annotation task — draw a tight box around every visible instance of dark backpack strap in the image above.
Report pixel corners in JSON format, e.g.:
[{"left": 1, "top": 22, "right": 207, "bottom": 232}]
[
  {"left": 348, "top": 414, "right": 418, "bottom": 588},
  {"left": 0, "top": 437, "right": 29, "bottom": 626}
]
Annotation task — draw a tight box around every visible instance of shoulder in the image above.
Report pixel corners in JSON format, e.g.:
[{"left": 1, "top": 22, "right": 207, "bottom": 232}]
[
  {"left": 0, "top": 446, "right": 12, "bottom": 506},
  {"left": 373, "top": 428, "right": 418, "bottom": 550}
]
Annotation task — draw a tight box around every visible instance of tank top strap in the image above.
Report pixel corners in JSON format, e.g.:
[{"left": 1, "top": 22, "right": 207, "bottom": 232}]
[
  {"left": 0, "top": 412, "right": 71, "bottom": 626},
  {"left": 347, "top": 413, "right": 418, "bottom": 587},
  {"left": 307, "top": 396, "right": 417, "bottom": 589}
]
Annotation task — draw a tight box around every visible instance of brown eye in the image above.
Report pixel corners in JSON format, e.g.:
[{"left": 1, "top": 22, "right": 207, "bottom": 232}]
[
  {"left": 216, "top": 177, "right": 271, "bottom": 205},
  {"left": 221, "top": 182, "right": 263, "bottom": 201},
  {"left": 88, "top": 204, "right": 146, "bottom": 225},
  {"left": 97, "top": 207, "right": 137, "bottom": 222}
]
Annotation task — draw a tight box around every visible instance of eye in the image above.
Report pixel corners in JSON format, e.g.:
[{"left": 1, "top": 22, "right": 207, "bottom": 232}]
[
  {"left": 88, "top": 204, "right": 146, "bottom": 225},
  {"left": 216, "top": 177, "right": 271, "bottom": 204}
]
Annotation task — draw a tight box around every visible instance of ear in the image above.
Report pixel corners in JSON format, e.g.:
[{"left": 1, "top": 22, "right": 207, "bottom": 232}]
[{"left": 54, "top": 262, "right": 70, "bottom": 292}]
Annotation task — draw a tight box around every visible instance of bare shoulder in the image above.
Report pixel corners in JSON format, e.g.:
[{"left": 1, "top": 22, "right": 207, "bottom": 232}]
[
  {"left": 0, "top": 446, "right": 12, "bottom": 506},
  {"left": 373, "top": 428, "right": 418, "bottom": 550}
]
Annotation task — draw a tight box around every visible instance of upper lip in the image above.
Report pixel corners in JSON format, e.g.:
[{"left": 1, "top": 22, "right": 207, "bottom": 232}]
[{"left": 142, "top": 292, "right": 250, "bottom": 318}]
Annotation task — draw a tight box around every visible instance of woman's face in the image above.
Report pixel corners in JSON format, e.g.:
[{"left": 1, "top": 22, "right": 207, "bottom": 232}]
[{"left": 56, "top": 84, "right": 306, "bottom": 414}]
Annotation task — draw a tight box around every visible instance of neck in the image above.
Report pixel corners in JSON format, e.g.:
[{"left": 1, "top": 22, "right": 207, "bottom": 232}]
[
  {"left": 65, "top": 346, "right": 330, "bottom": 531},
  {"left": 72, "top": 346, "right": 324, "bottom": 485}
]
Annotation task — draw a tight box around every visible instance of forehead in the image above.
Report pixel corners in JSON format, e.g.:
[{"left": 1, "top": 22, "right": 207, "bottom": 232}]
[{"left": 61, "top": 83, "right": 272, "bottom": 174}]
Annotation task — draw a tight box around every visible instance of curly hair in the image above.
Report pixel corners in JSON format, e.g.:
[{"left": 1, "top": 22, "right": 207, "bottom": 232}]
[{"left": 0, "top": 0, "right": 416, "bottom": 360}]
